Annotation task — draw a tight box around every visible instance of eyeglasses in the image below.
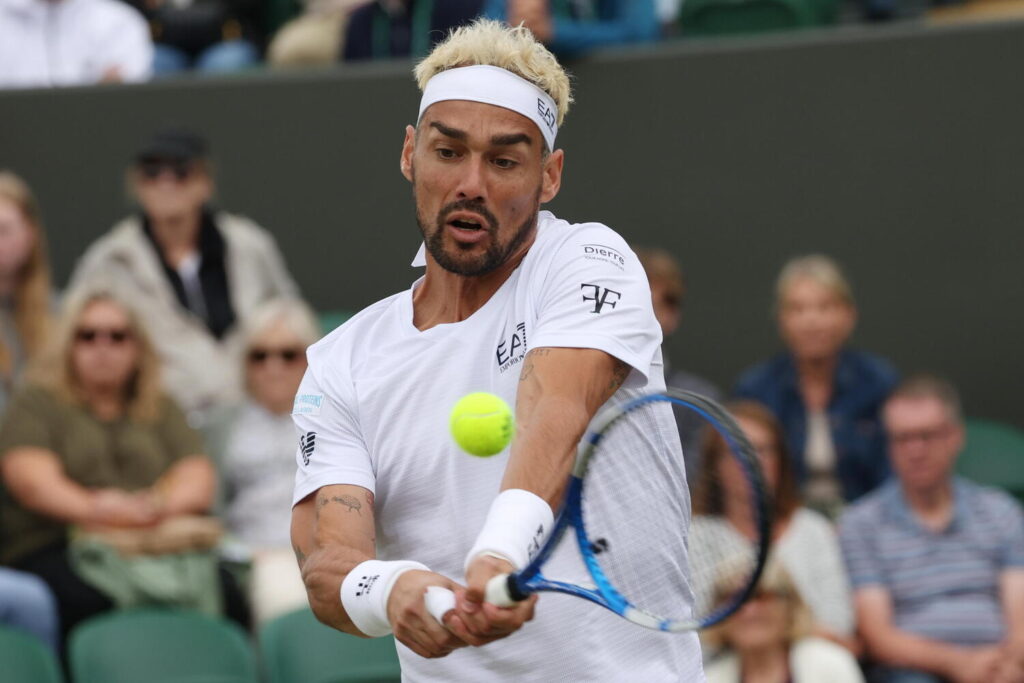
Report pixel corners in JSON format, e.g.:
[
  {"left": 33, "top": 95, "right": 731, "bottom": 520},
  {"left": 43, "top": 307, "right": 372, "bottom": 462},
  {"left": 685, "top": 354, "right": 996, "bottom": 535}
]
[
  {"left": 138, "top": 159, "right": 194, "bottom": 182},
  {"left": 74, "top": 327, "right": 133, "bottom": 345},
  {"left": 247, "top": 347, "right": 304, "bottom": 365},
  {"left": 888, "top": 425, "right": 953, "bottom": 447}
]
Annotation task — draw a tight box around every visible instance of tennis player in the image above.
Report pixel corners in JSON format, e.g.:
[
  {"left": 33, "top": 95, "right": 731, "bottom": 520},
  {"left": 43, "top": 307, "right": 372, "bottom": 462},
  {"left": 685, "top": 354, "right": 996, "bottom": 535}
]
[{"left": 291, "top": 19, "right": 704, "bottom": 681}]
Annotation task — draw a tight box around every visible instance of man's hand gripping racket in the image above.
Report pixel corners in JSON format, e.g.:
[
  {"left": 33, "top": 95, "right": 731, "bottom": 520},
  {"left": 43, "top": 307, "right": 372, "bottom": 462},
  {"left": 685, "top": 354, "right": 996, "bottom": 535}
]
[{"left": 425, "top": 390, "right": 772, "bottom": 633}]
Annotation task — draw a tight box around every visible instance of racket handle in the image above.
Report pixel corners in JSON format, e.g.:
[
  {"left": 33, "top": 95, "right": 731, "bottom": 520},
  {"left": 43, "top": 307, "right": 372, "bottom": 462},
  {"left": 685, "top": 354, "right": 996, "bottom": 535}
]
[
  {"left": 423, "top": 586, "right": 456, "bottom": 624},
  {"left": 485, "top": 573, "right": 518, "bottom": 607}
]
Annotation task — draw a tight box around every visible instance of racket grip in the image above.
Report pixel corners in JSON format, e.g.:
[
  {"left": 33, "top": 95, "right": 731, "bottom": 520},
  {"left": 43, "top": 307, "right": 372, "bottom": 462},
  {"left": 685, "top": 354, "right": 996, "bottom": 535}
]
[
  {"left": 423, "top": 586, "right": 456, "bottom": 624},
  {"left": 485, "top": 573, "right": 517, "bottom": 607}
]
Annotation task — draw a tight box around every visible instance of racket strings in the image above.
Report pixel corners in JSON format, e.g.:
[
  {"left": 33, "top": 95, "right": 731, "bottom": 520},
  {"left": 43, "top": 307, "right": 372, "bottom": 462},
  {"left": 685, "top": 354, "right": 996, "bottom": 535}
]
[{"left": 578, "top": 400, "right": 695, "bottom": 622}]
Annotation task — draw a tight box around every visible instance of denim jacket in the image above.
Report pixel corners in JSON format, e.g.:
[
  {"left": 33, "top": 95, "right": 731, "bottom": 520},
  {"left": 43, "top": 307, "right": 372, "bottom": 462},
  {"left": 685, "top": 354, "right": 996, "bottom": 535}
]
[{"left": 734, "top": 349, "right": 898, "bottom": 503}]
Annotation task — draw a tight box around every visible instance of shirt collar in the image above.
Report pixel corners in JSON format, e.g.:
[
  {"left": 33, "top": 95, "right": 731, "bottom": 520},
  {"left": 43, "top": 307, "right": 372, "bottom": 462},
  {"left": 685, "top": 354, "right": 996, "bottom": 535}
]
[{"left": 884, "top": 476, "right": 971, "bottom": 534}]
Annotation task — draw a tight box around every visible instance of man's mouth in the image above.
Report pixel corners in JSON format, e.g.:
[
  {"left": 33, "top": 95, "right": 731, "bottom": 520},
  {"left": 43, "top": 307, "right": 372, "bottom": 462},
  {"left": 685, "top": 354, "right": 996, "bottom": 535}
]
[{"left": 449, "top": 218, "right": 483, "bottom": 230}]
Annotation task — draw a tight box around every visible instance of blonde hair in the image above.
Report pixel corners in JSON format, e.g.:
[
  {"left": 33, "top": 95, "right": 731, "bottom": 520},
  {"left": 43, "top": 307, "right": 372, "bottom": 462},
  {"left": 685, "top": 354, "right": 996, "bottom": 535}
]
[
  {"left": 635, "top": 246, "right": 686, "bottom": 304},
  {"left": 242, "top": 298, "right": 320, "bottom": 354},
  {"left": 0, "top": 171, "right": 53, "bottom": 379},
  {"left": 30, "top": 287, "right": 163, "bottom": 422},
  {"left": 776, "top": 254, "right": 855, "bottom": 309},
  {"left": 414, "top": 19, "right": 573, "bottom": 128},
  {"left": 702, "top": 559, "right": 813, "bottom": 651}
]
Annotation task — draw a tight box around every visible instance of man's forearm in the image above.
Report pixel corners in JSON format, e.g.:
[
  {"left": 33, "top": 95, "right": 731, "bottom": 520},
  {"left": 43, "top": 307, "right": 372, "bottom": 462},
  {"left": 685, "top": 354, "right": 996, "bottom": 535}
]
[{"left": 299, "top": 543, "right": 373, "bottom": 635}]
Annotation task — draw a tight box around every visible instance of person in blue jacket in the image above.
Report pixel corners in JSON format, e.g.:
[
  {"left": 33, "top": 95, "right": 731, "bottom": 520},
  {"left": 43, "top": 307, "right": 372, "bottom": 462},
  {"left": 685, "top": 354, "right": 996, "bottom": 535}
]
[
  {"left": 482, "top": 0, "right": 658, "bottom": 57},
  {"left": 734, "top": 254, "right": 898, "bottom": 516}
]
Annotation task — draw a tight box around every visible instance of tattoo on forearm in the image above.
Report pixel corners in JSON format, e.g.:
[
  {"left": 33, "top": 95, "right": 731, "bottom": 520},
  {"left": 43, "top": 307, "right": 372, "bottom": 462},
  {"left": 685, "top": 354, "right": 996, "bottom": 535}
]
[
  {"left": 317, "top": 494, "right": 363, "bottom": 515},
  {"left": 519, "top": 348, "right": 552, "bottom": 383},
  {"left": 608, "top": 360, "right": 630, "bottom": 391}
]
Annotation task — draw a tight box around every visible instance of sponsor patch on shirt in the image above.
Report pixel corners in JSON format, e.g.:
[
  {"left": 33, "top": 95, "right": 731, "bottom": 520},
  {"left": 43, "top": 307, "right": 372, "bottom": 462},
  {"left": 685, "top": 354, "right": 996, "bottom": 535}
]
[
  {"left": 581, "top": 243, "right": 626, "bottom": 270},
  {"left": 293, "top": 393, "right": 324, "bottom": 416}
]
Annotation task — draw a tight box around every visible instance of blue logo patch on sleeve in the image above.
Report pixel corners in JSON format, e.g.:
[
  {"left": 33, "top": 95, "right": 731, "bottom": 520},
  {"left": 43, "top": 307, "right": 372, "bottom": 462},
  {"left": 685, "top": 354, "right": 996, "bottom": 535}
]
[{"left": 293, "top": 393, "right": 324, "bottom": 416}]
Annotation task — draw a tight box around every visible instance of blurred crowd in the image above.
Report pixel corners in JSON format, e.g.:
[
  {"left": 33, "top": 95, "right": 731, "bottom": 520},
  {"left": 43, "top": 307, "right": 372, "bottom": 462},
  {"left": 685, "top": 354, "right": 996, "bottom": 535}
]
[
  {"left": 0, "top": 123, "right": 1021, "bottom": 683},
  {"left": 0, "top": 0, "right": 997, "bottom": 90}
]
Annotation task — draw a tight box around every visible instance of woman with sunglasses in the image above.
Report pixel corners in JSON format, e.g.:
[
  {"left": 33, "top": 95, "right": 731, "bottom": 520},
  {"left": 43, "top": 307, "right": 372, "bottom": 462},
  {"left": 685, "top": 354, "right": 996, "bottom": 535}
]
[
  {"left": 692, "top": 400, "right": 858, "bottom": 655},
  {"left": 211, "top": 298, "right": 320, "bottom": 626},
  {"left": 0, "top": 288, "right": 241, "bottom": 641},
  {"left": 703, "top": 561, "right": 864, "bottom": 683}
]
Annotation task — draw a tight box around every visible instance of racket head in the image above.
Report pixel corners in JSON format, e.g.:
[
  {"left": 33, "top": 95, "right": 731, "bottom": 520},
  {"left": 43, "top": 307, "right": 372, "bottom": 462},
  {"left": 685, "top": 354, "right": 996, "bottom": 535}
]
[{"left": 572, "top": 389, "right": 772, "bottom": 631}]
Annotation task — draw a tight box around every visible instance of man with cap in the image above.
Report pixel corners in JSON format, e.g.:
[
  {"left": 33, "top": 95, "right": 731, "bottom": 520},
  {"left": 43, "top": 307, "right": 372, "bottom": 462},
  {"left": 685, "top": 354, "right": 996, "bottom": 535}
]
[
  {"left": 68, "top": 127, "right": 300, "bottom": 424},
  {"left": 290, "top": 19, "right": 704, "bottom": 681}
]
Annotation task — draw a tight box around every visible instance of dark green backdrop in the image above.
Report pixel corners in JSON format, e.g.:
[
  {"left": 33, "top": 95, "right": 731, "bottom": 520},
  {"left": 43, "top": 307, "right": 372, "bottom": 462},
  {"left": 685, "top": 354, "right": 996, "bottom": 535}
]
[{"left": 1, "top": 21, "right": 1022, "bottom": 426}]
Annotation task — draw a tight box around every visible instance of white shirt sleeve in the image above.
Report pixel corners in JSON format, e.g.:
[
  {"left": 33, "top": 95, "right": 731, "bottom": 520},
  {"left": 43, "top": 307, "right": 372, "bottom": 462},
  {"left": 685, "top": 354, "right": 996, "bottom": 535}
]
[
  {"left": 291, "top": 362, "right": 376, "bottom": 506},
  {"left": 530, "top": 223, "right": 662, "bottom": 383},
  {"left": 92, "top": 0, "right": 153, "bottom": 83}
]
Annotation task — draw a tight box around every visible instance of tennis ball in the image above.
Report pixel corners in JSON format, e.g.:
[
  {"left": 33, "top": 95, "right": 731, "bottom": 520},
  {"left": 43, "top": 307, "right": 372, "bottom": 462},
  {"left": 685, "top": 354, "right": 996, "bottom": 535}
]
[{"left": 450, "top": 392, "right": 514, "bottom": 457}]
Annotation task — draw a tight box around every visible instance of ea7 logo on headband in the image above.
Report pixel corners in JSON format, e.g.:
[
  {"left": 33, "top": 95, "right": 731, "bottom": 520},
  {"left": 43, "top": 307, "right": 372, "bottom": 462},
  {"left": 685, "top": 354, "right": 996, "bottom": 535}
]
[{"left": 537, "top": 98, "right": 556, "bottom": 132}]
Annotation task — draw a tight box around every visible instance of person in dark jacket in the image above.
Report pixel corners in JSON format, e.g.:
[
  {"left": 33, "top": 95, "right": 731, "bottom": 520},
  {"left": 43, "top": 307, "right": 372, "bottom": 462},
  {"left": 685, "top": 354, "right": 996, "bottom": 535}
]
[
  {"left": 734, "top": 254, "right": 897, "bottom": 516},
  {"left": 342, "top": 0, "right": 482, "bottom": 62}
]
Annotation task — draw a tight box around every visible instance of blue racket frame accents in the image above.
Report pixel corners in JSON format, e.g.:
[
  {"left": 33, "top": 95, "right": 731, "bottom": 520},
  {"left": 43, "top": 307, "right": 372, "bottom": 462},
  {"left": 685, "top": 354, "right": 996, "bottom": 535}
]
[{"left": 500, "top": 390, "right": 772, "bottom": 632}]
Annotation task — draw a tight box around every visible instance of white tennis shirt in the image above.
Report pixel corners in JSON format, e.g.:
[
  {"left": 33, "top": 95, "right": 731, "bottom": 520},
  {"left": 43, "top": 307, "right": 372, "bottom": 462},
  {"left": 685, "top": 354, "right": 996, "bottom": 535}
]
[{"left": 293, "top": 211, "right": 704, "bottom": 682}]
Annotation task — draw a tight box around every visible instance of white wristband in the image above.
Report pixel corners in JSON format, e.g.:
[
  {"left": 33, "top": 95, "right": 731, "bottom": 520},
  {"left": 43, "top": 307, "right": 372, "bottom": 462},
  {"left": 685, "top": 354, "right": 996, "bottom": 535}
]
[
  {"left": 341, "top": 559, "right": 428, "bottom": 637},
  {"left": 465, "top": 489, "right": 554, "bottom": 572}
]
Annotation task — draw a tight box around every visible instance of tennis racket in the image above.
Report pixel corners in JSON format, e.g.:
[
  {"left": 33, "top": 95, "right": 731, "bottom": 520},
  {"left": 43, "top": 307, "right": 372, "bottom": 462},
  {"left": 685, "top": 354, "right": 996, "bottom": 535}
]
[{"left": 457, "top": 389, "right": 773, "bottom": 631}]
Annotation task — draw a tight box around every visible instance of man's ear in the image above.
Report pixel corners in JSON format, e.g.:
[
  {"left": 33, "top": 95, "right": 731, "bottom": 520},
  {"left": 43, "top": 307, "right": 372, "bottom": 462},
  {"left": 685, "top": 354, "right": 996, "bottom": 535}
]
[
  {"left": 540, "top": 149, "right": 564, "bottom": 203},
  {"left": 400, "top": 124, "right": 416, "bottom": 182}
]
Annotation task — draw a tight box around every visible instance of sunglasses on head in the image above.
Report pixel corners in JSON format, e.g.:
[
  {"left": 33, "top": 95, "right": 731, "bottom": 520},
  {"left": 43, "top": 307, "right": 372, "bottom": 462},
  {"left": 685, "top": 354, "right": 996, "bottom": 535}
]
[
  {"left": 138, "top": 158, "right": 194, "bottom": 182},
  {"left": 248, "top": 347, "right": 304, "bottom": 365},
  {"left": 74, "top": 327, "right": 132, "bottom": 345}
]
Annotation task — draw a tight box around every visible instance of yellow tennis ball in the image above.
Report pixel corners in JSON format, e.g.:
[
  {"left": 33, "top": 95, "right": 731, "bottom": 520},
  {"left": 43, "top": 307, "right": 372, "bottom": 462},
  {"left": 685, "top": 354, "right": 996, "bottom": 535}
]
[{"left": 450, "top": 392, "right": 514, "bottom": 457}]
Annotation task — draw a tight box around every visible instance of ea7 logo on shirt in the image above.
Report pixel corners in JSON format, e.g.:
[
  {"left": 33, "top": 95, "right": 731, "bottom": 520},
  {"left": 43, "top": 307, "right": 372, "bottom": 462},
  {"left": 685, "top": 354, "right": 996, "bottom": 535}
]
[
  {"left": 581, "top": 284, "right": 621, "bottom": 314},
  {"left": 496, "top": 322, "right": 528, "bottom": 373},
  {"left": 299, "top": 432, "right": 316, "bottom": 466},
  {"left": 582, "top": 244, "right": 625, "bottom": 270}
]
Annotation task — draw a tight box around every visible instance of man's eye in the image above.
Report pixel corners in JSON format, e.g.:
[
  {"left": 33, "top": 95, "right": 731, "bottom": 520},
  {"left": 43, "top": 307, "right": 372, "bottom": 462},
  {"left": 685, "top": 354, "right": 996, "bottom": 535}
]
[
  {"left": 437, "top": 148, "right": 457, "bottom": 159},
  {"left": 494, "top": 158, "right": 518, "bottom": 169}
]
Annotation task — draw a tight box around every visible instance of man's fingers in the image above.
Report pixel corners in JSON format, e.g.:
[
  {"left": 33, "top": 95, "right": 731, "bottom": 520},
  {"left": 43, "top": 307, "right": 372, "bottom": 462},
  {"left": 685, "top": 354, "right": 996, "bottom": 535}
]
[{"left": 443, "top": 613, "right": 490, "bottom": 648}]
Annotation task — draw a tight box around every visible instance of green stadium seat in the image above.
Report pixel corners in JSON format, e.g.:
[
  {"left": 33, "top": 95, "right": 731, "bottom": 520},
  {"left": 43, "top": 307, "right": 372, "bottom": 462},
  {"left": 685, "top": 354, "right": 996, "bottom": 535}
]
[
  {"left": 679, "top": 0, "right": 822, "bottom": 36},
  {"left": 69, "top": 609, "right": 258, "bottom": 683},
  {"left": 0, "top": 625, "right": 63, "bottom": 683},
  {"left": 319, "top": 309, "right": 355, "bottom": 335},
  {"left": 260, "top": 608, "right": 402, "bottom": 683},
  {"left": 957, "top": 418, "right": 1024, "bottom": 504}
]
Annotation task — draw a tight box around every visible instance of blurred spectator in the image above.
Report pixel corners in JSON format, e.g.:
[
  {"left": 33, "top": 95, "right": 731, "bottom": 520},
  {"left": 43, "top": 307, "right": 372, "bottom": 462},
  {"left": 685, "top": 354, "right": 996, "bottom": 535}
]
[
  {"left": 703, "top": 561, "right": 865, "bottom": 682},
  {"left": 0, "top": 0, "right": 152, "bottom": 88},
  {"left": 839, "top": 375, "right": 1024, "bottom": 683},
  {"left": 0, "top": 567, "right": 59, "bottom": 650},
  {"left": 636, "top": 246, "right": 722, "bottom": 479},
  {"left": 734, "top": 254, "right": 898, "bottom": 515},
  {"left": 122, "top": 0, "right": 262, "bottom": 75},
  {"left": 268, "top": 0, "right": 364, "bottom": 67},
  {"left": 483, "top": 0, "right": 658, "bottom": 57},
  {"left": 691, "top": 400, "right": 856, "bottom": 649},
  {"left": 210, "top": 298, "right": 319, "bottom": 626},
  {"left": 342, "top": 0, "right": 482, "bottom": 62},
  {"left": 67, "top": 127, "right": 300, "bottom": 424},
  {"left": 0, "top": 289, "right": 241, "bottom": 639},
  {"left": 0, "top": 172, "right": 53, "bottom": 414}
]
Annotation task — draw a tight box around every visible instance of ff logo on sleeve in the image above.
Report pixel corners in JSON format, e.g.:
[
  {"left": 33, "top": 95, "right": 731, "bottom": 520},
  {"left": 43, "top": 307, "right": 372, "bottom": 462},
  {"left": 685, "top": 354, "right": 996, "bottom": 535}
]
[
  {"left": 299, "top": 432, "right": 316, "bottom": 466},
  {"left": 581, "top": 284, "right": 621, "bottom": 314}
]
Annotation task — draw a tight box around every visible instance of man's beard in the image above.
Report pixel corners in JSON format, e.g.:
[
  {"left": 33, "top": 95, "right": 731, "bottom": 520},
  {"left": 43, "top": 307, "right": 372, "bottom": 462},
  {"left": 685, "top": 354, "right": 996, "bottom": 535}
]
[{"left": 414, "top": 189, "right": 540, "bottom": 277}]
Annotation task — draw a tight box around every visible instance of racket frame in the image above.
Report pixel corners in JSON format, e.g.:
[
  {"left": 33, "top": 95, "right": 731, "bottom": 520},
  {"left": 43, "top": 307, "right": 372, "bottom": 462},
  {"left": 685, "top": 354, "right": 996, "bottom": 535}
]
[{"left": 498, "top": 389, "right": 773, "bottom": 631}]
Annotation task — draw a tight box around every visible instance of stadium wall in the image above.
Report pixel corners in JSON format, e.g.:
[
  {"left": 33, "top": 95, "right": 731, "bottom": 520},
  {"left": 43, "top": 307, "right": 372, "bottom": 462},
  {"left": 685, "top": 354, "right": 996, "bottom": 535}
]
[{"left": 1, "top": 20, "right": 1022, "bottom": 426}]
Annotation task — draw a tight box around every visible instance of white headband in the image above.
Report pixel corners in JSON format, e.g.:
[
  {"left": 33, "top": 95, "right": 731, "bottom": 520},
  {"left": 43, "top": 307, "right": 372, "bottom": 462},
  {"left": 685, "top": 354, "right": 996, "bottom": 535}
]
[{"left": 418, "top": 65, "right": 558, "bottom": 151}]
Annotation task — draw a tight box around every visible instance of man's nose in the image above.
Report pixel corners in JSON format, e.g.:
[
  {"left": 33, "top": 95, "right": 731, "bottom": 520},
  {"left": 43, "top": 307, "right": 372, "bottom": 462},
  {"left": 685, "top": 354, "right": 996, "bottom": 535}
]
[{"left": 454, "top": 156, "right": 487, "bottom": 202}]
